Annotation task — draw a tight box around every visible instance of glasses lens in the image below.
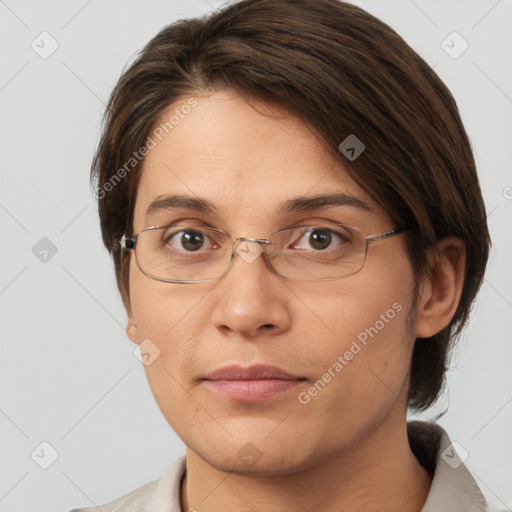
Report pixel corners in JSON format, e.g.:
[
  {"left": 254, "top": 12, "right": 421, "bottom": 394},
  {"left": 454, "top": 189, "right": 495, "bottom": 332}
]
[
  {"left": 135, "top": 226, "right": 231, "bottom": 282},
  {"left": 132, "top": 223, "right": 367, "bottom": 283},
  {"left": 269, "top": 223, "right": 366, "bottom": 280}
]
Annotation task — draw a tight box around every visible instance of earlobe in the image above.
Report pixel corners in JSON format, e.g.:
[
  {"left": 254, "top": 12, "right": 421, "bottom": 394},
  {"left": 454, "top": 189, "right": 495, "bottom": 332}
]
[
  {"left": 414, "top": 237, "right": 466, "bottom": 339},
  {"left": 126, "top": 312, "right": 139, "bottom": 345}
]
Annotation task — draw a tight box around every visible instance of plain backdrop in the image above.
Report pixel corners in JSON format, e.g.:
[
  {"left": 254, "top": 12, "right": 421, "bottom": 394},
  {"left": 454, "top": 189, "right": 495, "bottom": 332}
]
[{"left": 0, "top": 1, "right": 511, "bottom": 511}]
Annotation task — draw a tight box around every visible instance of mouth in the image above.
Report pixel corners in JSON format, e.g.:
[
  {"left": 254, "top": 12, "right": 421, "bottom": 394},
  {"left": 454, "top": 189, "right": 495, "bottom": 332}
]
[{"left": 202, "top": 364, "right": 307, "bottom": 401}]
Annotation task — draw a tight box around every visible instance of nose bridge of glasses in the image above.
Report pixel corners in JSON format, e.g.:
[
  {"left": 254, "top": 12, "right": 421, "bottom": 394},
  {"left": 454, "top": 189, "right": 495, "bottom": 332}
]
[
  {"left": 233, "top": 236, "right": 272, "bottom": 245},
  {"left": 228, "top": 236, "right": 272, "bottom": 263},
  {"left": 232, "top": 237, "right": 272, "bottom": 265}
]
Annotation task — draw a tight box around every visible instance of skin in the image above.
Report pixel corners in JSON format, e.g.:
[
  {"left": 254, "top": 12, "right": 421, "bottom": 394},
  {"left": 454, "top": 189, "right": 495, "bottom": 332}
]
[{"left": 126, "top": 89, "right": 466, "bottom": 512}]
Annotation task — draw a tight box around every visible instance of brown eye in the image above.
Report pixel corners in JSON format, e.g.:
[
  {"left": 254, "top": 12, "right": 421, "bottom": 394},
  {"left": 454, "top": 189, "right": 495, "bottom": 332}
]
[
  {"left": 180, "top": 230, "right": 205, "bottom": 251},
  {"left": 309, "top": 229, "right": 332, "bottom": 250},
  {"left": 290, "top": 226, "right": 351, "bottom": 253},
  {"left": 164, "top": 229, "right": 210, "bottom": 252}
]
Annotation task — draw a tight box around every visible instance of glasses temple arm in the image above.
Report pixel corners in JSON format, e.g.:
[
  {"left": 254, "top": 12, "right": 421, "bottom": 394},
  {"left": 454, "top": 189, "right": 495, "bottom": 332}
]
[{"left": 365, "top": 227, "right": 408, "bottom": 243}]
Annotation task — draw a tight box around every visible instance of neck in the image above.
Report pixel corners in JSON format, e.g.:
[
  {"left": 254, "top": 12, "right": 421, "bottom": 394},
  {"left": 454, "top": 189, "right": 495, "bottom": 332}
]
[{"left": 180, "top": 417, "right": 433, "bottom": 512}]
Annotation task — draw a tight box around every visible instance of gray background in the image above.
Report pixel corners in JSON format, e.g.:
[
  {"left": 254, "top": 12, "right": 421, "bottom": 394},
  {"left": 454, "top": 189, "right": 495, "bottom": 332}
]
[{"left": 0, "top": 0, "right": 511, "bottom": 511}]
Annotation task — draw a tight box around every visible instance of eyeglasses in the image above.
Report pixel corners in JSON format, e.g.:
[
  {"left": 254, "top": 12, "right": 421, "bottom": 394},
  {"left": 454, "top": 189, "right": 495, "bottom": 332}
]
[{"left": 119, "top": 222, "right": 407, "bottom": 284}]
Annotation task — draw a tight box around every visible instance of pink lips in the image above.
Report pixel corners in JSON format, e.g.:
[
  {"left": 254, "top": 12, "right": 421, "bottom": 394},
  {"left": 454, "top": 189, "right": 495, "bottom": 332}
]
[{"left": 203, "top": 364, "right": 305, "bottom": 401}]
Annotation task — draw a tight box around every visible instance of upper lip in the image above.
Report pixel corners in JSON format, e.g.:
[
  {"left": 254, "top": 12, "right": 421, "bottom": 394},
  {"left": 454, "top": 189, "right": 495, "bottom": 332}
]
[{"left": 204, "top": 364, "right": 303, "bottom": 381}]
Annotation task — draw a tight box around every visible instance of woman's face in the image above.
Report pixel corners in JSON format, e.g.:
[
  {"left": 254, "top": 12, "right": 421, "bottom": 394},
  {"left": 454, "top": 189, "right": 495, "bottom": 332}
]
[{"left": 127, "top": 89, "right": 419, "bottom": 475}]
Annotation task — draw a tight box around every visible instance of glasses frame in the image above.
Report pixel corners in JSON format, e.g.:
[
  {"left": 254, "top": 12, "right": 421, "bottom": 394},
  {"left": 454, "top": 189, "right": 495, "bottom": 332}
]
[{"left": 120, "top": 224, "right": 408, "bottom": 284}]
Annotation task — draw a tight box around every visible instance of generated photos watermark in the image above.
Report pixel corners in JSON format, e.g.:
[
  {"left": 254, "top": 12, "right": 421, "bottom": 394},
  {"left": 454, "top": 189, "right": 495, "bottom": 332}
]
[
  {"left": 94, "top": 97, "right": 198, "bottom": 200},
  {"left": 298, "top": 301, "right": 403, "bottom": 405}
]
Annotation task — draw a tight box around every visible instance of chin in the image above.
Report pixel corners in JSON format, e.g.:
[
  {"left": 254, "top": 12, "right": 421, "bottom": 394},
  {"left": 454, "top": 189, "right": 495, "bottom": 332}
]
[
  {"left": 199, "top": 448, "right": 312, "bottom": 478},
  {"left": 184, "top": 424, "right": 323, "bottom": 477}
]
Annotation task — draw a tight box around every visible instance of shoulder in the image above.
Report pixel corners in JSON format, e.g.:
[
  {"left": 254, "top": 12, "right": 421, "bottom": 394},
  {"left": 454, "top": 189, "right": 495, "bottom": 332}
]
[
  {"left": 67, "top": 455, "right": 186, "bottom": 512},
  {"left": 407, "top": 421, "right": 489, "bottom": 512},
  {"left": 68, "top": 479, "right": 158, "bottom": 512}
]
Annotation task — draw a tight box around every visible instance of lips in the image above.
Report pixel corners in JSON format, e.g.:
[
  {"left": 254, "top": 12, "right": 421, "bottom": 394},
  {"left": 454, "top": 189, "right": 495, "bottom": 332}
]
[
  {"left": 204, "top": 364, "right": 301, "bottom": 381},
  {"left": 202, "top": 364, "right": 306, "bottom": 401}
]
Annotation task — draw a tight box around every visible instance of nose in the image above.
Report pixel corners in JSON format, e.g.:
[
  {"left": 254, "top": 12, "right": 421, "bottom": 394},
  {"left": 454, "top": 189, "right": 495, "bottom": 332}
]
[{"left": 210, "top": 239, "right": 291, "bottom": 338}]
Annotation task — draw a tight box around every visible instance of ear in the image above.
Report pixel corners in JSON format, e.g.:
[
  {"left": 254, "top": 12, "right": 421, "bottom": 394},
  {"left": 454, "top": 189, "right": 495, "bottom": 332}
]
[
  {"left": 414, "top": 237, "right": 466, "bottom": 338},
  {"left": 126, "top": 309, "right": 139, "bottom": 346}
]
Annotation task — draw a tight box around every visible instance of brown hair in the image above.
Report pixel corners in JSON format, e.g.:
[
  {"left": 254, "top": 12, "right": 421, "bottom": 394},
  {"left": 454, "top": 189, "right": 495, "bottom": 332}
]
[{"left": 91, "top": 0, "right": 490, "bottom": 411}]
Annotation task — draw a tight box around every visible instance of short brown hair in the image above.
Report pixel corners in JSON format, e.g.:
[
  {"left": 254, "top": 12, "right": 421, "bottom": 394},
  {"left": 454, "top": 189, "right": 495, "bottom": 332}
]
[{"left": 91, "top": 0, "right": 490, "bottom": 411}]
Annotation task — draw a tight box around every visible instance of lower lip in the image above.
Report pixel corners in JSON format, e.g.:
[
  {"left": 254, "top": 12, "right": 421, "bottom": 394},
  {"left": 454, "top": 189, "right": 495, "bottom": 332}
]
[{"left": 203, "top": 379, "right": 303, "bottom": 401}]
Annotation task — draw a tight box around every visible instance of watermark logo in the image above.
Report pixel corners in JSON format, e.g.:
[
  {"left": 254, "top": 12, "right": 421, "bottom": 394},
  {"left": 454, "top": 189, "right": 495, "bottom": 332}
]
[
  {"left": 237, "top": 442, "right": 262, "bottom": 467},
  {"left": 32, "top": 237, "right": 58, "bottom": 263},
  {"left": 133, "top": 338, "right": 160, "bottom": 366},
  {"left": 31, "top": 31, "right": 59, "bottom": 59},
  {"left": 31, "top": 441, "right": 59, "bottom": 469},
  {"left": 236, "top": 242, "right": 263, "bottom": 263},
  {"left": 441, "top": 31, "right": 469, "bottom": 59},
  {"left": 339, "top": 134, "right": 365, "bottom": 161},
  {"left": 441, "top": 441, "right": 469, "bottom": 469}
]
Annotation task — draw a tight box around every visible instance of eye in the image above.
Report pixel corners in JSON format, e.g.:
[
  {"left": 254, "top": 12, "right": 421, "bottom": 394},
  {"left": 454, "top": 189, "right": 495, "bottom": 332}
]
[
  {"left": 292, "top": 227, "right": 349, "bottom": 251},
  {"left": 164, "top": 228, "right": 216, "bottom": 252}
]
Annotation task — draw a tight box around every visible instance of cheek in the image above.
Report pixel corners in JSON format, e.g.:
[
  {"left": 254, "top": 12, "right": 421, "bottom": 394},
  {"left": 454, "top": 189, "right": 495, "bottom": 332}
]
[
  {"left": 297, "top": 244, "right": 413, "bottom": 346},
  {"left": 129, "top": 258, "right": 204, "bottom": 338},
  {"left": 294, "top": 245, "right": 416, "bottom": 398},
  {"left": 316, "top": 287, "right": 412, "bottom": 380},
  {"left": 293, "top": 290, "right": 413, "bottom": 442},
  {"left": 128, "top": 260, "right": 206, "bottom": 384},
  {"left": 128, "top": 262, "right": 209, "bottom": 429}
]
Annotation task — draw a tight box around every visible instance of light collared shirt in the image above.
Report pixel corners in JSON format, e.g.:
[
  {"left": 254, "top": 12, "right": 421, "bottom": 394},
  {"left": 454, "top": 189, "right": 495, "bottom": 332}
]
[{"left": 69, "top": 421, "right": 490, "bottom": 512}]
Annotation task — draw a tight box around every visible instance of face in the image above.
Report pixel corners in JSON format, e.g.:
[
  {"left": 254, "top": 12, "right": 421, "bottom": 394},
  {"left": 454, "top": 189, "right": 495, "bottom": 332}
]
[{"left": 127, "top": 89, "right": 419, "bottom": 476}]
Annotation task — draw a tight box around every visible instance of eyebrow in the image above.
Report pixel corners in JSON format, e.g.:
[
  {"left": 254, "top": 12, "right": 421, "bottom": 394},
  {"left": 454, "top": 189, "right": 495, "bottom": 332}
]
[
  {"left": 146, "top": 195, "right": 216, "bottom": 216},
  {"left": 145, "top": 192, "right": 371, "bottom": 217},
  {"left": 277, "top": 193, "right": 371, "bottom": 215}
]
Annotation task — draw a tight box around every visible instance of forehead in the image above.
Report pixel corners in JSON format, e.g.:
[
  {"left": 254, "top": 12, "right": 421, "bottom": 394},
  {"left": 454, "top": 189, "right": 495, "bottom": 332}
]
[{"left": 132, "top": 90, "right": 384, "bottom": 230}]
